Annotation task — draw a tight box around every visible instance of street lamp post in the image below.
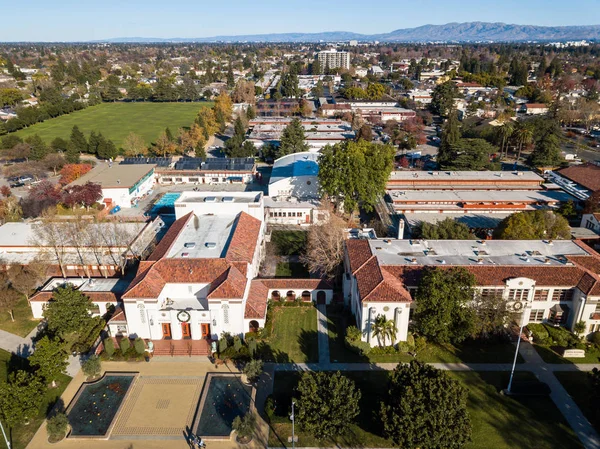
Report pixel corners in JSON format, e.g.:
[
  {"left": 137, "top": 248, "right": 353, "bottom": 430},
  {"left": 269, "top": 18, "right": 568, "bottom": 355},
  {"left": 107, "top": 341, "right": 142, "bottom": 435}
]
[
  {"left": 507, "top": 304, "right": 531, "bottom": 394},
  {"left": 0, "top": 418, "right": 10, "bottom": 449},
  {"left": 290, "top": 401, "right": 296, "bottom": 449}
]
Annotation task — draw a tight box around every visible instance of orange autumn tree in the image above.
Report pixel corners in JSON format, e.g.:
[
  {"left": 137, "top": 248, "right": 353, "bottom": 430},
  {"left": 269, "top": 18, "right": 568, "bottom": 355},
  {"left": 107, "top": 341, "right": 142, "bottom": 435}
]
[{"left": 59, "top": 164, "right": 92, "bottom": 186}]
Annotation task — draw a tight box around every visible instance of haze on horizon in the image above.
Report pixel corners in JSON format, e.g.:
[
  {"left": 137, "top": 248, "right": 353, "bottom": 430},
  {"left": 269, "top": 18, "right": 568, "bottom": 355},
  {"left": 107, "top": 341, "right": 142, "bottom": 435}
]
[{"left": 2, "top": 0, "right": 600, "bottom": 42}]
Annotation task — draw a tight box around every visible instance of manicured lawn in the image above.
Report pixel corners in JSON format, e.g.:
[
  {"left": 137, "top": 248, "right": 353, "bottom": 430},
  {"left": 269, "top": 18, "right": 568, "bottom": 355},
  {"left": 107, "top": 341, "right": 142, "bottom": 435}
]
[
  {"left": 11, "top": 101, "right": 212, "bottom": 147},
  {"left": 533, "top": 344, "right": 600, "bottom": 364},
  {"left": 327, "top": 306, "right": 522, "bottom": 364},
  {"left": 275, "top": 262, "right": 310, "bottom": 278},
  {"left": 0, "top": 297, "right": 40, "bottom": 337},
  {"left": 268, "top": 370, "right": 582, "bottom": 449},
  {"left": 0, "top": 349, "right": 72, "bottom": 449},
  {"left": 259, "top": 305, "right": 318, "bottom": 363},
  {"left": 555, "top": 371, "right": 600, "bottom": 434}
]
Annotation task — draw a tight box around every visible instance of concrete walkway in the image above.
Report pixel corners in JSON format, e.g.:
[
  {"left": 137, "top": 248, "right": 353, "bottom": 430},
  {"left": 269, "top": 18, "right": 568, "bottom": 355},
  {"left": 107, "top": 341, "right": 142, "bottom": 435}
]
[
  {"left": 0, "top": 325, "right": 82, "bottom": 377},
  {"left": 0, "top": 327, "right": 36, "bottom": 357},
  {"left": 265, "top": 341, "right": 600, "bottom": 449},
  {"left": 517, "top": 342, "right": 600, "bottom": 449},
  {"left": 316, "top": 304, "right": 330, "bottom": 364}
]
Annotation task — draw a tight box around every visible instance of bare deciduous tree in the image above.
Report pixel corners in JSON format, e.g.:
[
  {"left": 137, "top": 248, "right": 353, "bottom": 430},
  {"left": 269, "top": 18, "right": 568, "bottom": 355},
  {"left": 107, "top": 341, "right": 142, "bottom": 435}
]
[{"left": 300, "top": 212, "right": 347, "bottom": 279}]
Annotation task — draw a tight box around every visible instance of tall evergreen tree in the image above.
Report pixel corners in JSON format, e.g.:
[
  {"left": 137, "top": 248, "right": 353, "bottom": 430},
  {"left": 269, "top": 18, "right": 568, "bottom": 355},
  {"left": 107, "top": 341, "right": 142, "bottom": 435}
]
[
  {"left": 279, "top": 118, "right": 309, "bottom": 156},
  {"left": 69, "top": 125, "right": 88, "bottom": 153}
]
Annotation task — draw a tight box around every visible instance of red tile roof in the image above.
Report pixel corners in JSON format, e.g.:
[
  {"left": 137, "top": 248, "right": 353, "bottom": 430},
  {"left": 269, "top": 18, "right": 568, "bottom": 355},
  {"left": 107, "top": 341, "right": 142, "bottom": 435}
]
[
  {"left": 558, "top": 163, "right": 600, "bottom": 192},
  {"left": 245, "top": 280, "right": 270, "bottom": 319},
  {"left": 147, "top": 213, "right": 193, "bottom": 261},
  {"left": 123, "top": 259, "right": 232, "bottom": 299},
  {"left": 346, "top": 240, "right": 373, "bottom": 273},
  {"left": 108, "top": 306, "right": 126, "bottom": 323},
  {"left": 225, "top": 212, "right": 262, "bottom": 264},
  {"left": 208, "top": 265, "right": 247, "bottom": 299}
]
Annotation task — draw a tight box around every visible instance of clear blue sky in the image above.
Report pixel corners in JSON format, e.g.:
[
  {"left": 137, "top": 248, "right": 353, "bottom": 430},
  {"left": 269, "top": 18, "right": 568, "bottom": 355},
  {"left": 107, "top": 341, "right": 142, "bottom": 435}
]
[{"left": 2, "top": 0, "right": 600, "bottom": 42}]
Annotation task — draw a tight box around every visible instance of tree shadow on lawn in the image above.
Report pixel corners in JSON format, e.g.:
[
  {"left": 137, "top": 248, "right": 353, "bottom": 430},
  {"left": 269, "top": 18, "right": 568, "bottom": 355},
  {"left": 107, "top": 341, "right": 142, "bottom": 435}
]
[
  {"left": 458, "top": 371, "right": 583, "bottom": 449},
  {"left": 298, "top": 329, "right": 319, "bottom": 363}
]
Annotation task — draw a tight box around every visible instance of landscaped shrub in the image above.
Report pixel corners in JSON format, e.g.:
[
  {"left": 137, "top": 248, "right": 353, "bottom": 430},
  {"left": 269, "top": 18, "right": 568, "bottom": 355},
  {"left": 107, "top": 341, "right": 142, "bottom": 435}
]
[
  {"left": 232, "top": 413, "right": 256, "bottom": 442},
  {"left": 415, "top": 336, "right": 427, "bottom": 353},
  {"left": 233, "top": 336, "right": 243, "bottom": 352},
  {"left": 526, "top": 323, "right": 549, "bottom": 344},
  {"left": 345, "top": 336, "right": 371, "bottom": 355},
  {"left": 103, "top": 338, "right": 115, "bottom": 357},
  {"left": 264, "top": 396, "right": 275, "bottom": 423},
  {"left": 406, "top": 333, "right": 415, "bottom": 350},
  {"left": 47, "top": 413, "right": 69, "bottom": 443},
  {"left": 370, "top": 345, "right": 398, "bottom": 355},
  {"left": 133, "top": 338, "right": 146, "bottom": 355},
  {"left": 248, "top": 339, "right": 257, "bottom": 357},
  {"left": 544, "top": 324, "right": 577, "bottom": 347},
  {"left": 397, "top": 341, "right": 411, "bottom": 353},
  {"left": 82, "top": 355, "right": 101, "bottom": 379},
  {"left": 219, "top": 337, "right": 228, "bottom": 353},
  {"left": 119, "top": 338, "right": 131, "bottom": 354},
  {"left": 243, "top": 359, "right": 264, "bottom": 382},
  {"left": 346, "top": 325, "right": 362, "bottom": 342},
  {"left": 590, "top": 331, "right": 600, "bottom": 347}
]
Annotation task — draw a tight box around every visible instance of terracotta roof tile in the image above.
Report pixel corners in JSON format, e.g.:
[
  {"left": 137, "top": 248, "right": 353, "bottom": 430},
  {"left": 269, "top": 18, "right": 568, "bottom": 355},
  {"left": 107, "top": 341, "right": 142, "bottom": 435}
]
[
  {"left": 208, "top": 266, "right": 247, "bottom": 299},
  {"left": 108, "top": 306, "right": 126, "bottom": 323},
  {"left": 245, "top": 280, "right": 269, "bottom": 319},
  {"left": 346, "top": 240, "right": 373, "bottom": 273},
  {"left": 147, "top": 212, "right": 193, "bottom": 261},
  {"left": 123, "top": 259, "right": 232, "bottom": 299},
  {"left": 558, "top": 163, "right": 600, "bottom": 192},
  {"left": 225, "top": 212, "right": 262, "bottom": 264},
  {"left": 355, "top": 256, "right": 384, "bottom": 299}
]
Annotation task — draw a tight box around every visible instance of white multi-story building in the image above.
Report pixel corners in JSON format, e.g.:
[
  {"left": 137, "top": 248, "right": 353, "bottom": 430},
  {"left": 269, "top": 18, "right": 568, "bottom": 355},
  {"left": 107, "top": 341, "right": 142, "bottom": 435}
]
[
  {"left": 344, "top": 238, "right": 600, "bottom": 346},
  {"left": 317, "top": 50, "right": 350, "bottom": 70}
]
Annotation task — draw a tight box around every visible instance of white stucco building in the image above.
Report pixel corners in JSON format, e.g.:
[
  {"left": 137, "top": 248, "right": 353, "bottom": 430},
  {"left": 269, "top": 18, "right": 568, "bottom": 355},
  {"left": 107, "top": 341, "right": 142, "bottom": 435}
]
[
  {"left": 68, "top": 162, "right": 155, "bottom": 209},
  {"left": 344, "top": 238, "right": 600, "bottom": 346}
]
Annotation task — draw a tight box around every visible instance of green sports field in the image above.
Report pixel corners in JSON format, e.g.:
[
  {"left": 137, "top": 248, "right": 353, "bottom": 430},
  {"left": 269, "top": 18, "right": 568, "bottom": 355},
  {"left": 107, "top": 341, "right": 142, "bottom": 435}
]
[{"left": 12, "top": 101, "right": 213, "bottom": 148}]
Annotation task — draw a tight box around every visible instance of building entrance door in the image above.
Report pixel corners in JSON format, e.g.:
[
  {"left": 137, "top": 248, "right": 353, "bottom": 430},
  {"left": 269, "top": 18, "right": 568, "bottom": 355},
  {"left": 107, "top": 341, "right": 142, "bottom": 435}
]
[
  {"left": 162, "top": 323, "right": 172, "bottom": 339},
  {"left": 201, "top": 323, "right": 211, "bottom": 338},
  {"left": 181, "top": 322, "right": 191, "bottom": 339}
]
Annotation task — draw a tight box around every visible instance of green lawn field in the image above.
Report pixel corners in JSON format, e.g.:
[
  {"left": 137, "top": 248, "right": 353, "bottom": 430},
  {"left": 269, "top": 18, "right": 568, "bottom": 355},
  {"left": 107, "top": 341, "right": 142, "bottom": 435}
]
[
  {"left": 12, "top": 101, "right": 213, "bottom": 148},
  {"left": 269, "top": 370, "right": 583, "bottom": 449}
]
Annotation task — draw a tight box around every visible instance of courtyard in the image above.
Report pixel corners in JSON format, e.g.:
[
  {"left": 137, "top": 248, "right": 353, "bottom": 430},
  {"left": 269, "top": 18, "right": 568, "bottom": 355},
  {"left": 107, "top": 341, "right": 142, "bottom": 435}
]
[{"left": 25, "top": 361, "right": 268, "bottom": 449}]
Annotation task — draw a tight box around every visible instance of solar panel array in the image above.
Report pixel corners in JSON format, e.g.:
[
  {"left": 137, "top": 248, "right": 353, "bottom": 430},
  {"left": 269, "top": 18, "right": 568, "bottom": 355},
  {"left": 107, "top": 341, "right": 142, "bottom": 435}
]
[
  {"left": 121, "top": 157, "right": 172, "bottom": 167},
  {"left": 173, "top": 157, "right": 255, "bottom": 171}
]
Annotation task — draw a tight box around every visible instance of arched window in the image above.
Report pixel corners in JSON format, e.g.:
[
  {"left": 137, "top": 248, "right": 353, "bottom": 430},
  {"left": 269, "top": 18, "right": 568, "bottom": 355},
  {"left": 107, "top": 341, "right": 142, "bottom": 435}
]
[
  {"left": 301, "top": 290, "right": 311, "bottom": 301},
  {"left": 286, "top": 290, "right": 295, "bottom": 301},
  {"left": 249, "top": 320, "right": 259, "bottom": 332},
  {"left": 271, "top": 290, "right": 281, "bottom": 301}
]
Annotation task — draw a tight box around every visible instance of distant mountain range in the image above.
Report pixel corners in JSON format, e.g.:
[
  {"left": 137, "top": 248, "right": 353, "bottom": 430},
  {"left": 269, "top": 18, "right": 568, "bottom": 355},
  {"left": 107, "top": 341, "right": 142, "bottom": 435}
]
[{"left": 98, "top": 22, "right": 600, "bottom": 43}]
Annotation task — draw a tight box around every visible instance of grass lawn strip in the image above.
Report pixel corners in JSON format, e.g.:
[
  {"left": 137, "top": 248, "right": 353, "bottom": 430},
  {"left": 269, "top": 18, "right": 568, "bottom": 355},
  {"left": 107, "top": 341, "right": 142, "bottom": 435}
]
[
  {"left": 0, "top": 297, "right": 40, "bottom": 337},
  {"left": 554, "top": 371, "right": 600, "bottom": 434},
  {"left": 327, "top": 306, "right": 522, "bottom": 364},
  {"left": 262, "top": 306, "right": 318, "bottom": 363},
  {"left": 268, "top": 370, "right": 583, "bottom": 449},
  {"left": 11, "top": 102, "right": 212, "bottom": 147},
  {"left": 533, "top": 343, "right": 600, "bottom": 364},
  {"left": 0, "top": 348, "right": 72, "bottom": 449},
  {"left": 275, "top": 262, "right": 310, "bottom": 278}
]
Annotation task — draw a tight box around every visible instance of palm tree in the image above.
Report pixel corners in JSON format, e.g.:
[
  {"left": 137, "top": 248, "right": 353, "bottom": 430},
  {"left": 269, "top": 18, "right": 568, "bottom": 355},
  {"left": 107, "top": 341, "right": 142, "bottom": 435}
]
[
  {"left": 514, "top": 123, "right": 533, "bottom": 163},
  {"left": 499, "top": 120, "right": 514, "bottom": 159},
  {"left": 371, "top": 314, "right": 398, "bottom": 347}
]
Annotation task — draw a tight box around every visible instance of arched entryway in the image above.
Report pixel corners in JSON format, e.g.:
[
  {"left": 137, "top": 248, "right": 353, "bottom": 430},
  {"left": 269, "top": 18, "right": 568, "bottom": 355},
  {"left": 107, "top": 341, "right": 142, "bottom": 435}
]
[
  {"left": 286, "top": 290, "right": 295, "bottom": 301},
  {"left": 249, "top": 320, "right": 259, "bottom": 332},
  {"left": 317, "top": 291, "right": 326, "bottom": 305}
]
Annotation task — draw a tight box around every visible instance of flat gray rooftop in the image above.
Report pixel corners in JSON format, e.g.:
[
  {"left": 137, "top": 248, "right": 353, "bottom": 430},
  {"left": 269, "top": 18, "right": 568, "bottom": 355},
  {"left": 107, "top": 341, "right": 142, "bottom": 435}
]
[
  {"left": 403, "top": 213, "right": 512, "bottom": 229},
  {"left": 389, "top": 171, "right": 543, "bottom": 182},
  {"left": 389, "top": 189, "right": 574, "bottom": 203},
  {"left": 41, "top": 277, "right": 130, "bottom": 293},
  {"left": 370, "top": 239, "right": 589, "bottom": 267},
  {"left": 167, "top": 214, "right": 238, "bottom": 259}
]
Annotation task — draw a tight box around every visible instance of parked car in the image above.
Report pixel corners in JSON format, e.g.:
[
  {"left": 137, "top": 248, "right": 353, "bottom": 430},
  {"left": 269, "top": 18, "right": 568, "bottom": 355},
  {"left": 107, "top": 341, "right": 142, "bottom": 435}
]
[{"left": 9, "top": 181, "right": 24, "bottom": 188}]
